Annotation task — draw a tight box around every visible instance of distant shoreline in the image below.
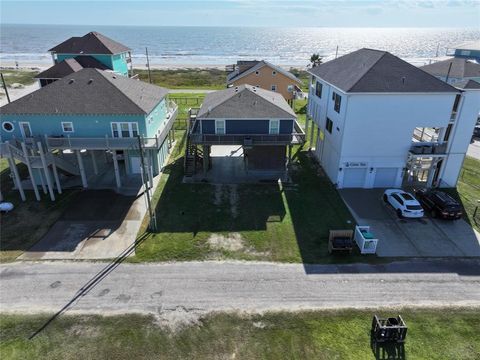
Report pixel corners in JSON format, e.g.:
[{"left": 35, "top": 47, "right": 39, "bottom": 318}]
[{"left": 0, "top": 61, "right": 308, "bottom": 71}]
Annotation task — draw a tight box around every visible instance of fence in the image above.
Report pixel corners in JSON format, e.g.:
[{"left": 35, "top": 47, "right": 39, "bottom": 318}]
[{"left": 170, "top": 95, "right": 205, "bottom": 130}]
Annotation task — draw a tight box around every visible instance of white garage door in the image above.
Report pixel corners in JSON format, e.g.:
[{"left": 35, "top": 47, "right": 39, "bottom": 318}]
[
  {"left": 130, "top": 157, "right": 142, "bottom": 174},
  {"left": 374, "top": 168, "right": 398, "bottom": 188},
  {"left": 343, "top": 168, "right": 367, "bottom": 188}
]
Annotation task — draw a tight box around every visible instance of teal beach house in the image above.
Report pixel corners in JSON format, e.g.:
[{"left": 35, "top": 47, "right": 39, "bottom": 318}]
[
  {"left": 0, "top": 68, "right": 177, "bottom": 201},
  {"left": 36, "top": 31, "right": 133, "bottom": 87}
]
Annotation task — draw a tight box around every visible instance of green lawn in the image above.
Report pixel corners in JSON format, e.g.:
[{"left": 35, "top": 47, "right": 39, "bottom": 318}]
[
  {"left": 133, "top": 129, "right": 358, "bottom": 263},
  {"left": 169, "top": 92, "right": 206, "bottom": 129},
  {"left": 0, "top": 159, "right": 77, "bottom": 262},
  {"left": 135, "top": 68, "right": 226, "bottom": 89},
  {"left": 1, "top": 308, "right": 478, "bottom": 360},
  {"left": 448, "top": 156, "right": 480, "bottom": 232}
]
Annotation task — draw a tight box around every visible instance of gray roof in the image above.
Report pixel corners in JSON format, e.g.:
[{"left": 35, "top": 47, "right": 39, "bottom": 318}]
[
  {"left": 308, "top": 48, "right": 459, "bottom": 93},
  {"left": 49, "top": 31, "right": 131, "bottom": 55},
  {"left": 1, "top": 68, "right": 168, "bottom": 115},
  {"left": 227, "top": 60, "right": 302, "bottom": 85},
  {"left": 35, "top": 56, "right": 109, "bottom": 79},
  {"left": 453, "top": 79, "right": 480, "bottom": 90},
  {"left": 198, "top": 84, "right": 296, "bottom": 119},
  {"left": 420, "top": 58, "right": 480, "bottom": 79}
]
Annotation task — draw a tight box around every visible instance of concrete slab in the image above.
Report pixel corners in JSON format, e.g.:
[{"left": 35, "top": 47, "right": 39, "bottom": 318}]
[{"left": 340, "top": 189, "right": 480, "bottom": 257}]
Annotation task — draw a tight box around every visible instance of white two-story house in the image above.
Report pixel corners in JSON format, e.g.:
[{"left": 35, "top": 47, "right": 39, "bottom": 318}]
[{"left": 306, "top": 48, "right": 480, "bottom": 189}]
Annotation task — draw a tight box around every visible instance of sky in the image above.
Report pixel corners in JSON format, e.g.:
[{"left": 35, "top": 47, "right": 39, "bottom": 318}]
[{"left": 1, "top": 0, "right": 479, "bottom": 27}]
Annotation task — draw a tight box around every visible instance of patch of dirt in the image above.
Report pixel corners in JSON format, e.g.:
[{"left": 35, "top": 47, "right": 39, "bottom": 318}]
[
  {"left": 153, "top": 306, "right": 203, "bottom": 332},
  {"left": 208, "top": 233, "right": 244, "bottom": 252},
  {"left": 252, "top": 321, "right": 266, "bottom": 329},
  {"left": 67, "top": 324, "right": 101, "bottom": 338}
]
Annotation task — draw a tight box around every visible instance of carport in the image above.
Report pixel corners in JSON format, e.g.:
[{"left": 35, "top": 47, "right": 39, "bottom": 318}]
[{"left": 340, "top": 189, "right": 480, "bottom": 257}]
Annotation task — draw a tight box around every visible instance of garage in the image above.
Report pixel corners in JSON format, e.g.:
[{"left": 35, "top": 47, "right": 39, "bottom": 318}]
[
  {"left": 374, "top": 168, "right": 399, "bottom": 188},
  {"left": 342, "top": 168, "right": 367, "bottom": 188}
]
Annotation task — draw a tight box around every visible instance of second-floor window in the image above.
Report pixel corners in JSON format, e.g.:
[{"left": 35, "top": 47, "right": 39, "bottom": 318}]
[
  {"left": 111, "top": 122, "right": 138, "bottom": 138},
  {"left": 315, "top": 82, "right": 322, "bottom": 98},
  {"left": 332, "top": 92, "right": 342, "bottom": 113},
  {"left": 326, "top": 117, "right": 333, "bottom": 133},
  {"left": 271, "top": 85, "right": 277, "bottom": 91},
  {"left": 62, "top": 122, "right": 74, "bottom": 133},
  {"left": 269, "top": 119, "right": 280, "bottom": 134},
  {"left": 215, "top": 120, "right": 225, "bottom": 134}
]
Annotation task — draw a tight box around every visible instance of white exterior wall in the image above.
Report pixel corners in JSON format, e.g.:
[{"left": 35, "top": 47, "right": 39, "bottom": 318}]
[
  {"left": 440, "top": 89, "right": 480, "bottom": 187},
  {"left": 307, "top": 73, "right": 476, "bottom": 189}
]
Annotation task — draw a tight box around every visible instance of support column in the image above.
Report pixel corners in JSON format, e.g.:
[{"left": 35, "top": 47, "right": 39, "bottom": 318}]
[
  {"left": 76, "top": 150, "right": 88, "bottom": 188},
  {"left": 305, "top": 116, "right": 310, "bottom": 147},
  {"left": 202, "top": 145, "right": 208, "bottom": 175},
  {"left": 38, "top": 168, "right": 48, "bottom": 194},
  {"left": 112, "top": 150, "right": 121, "bottom": 189},
  {"left": 6, "top": 142, "right": 26, "bottom": 201},
  {"left": 288, "top": 145, "right": 292, "bottom": 165},
  {"left": 91, "top": 150, "right": 98, "bottom": 175},
  {"left": 7, "top": 156, "right": 26, "bottom": 201},
  {"left": 310, "top": 122, "right": 316, "bottom": 149},
  {"left": 51, "top": 162, "right": 62, "bottom": 194},
  {"left": 21, "top": 142, "right": 40, "bottom": 201},
  {"left": 37, "top": 141, "right": 55, "bottom": 201}
]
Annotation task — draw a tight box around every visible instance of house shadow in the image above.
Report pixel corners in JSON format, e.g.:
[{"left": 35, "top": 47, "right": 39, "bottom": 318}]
[{"left": 151, "top": 153, "right": 286, "bottom": 235}]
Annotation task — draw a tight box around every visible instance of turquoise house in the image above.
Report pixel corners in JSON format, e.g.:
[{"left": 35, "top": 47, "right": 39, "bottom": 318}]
[
  {"left": 1, "top": 68, "right": 177, "bottom": 200},
  {"left": 36, "top": 32, "right": 132, "bottom": 87}
]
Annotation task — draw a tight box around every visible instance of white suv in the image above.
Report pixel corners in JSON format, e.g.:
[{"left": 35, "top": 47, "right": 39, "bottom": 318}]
[{"left": 383, "top": 189, "right": 424, "bottom": 218}]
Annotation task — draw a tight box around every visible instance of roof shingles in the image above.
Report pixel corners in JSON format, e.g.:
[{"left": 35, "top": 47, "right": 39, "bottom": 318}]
[{"left": 49, "top": 31, "right": 130, "bottom": 55}]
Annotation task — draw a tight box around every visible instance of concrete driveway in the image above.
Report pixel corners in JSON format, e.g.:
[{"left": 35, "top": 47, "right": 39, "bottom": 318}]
[
  {"left": 19, "top": 190, "right": 143, "bottom": 260},
  {"left": 340, "top": 189, "right": 480, "bottom": 257}
]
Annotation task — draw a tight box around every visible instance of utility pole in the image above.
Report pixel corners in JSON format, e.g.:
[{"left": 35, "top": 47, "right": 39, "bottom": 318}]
[
  {"left": 1, "top": 73, "right": 11, "bottom": 103},
  {"left": 137, "top": 135, "right": 157, "bottom": 231},
  {"left": 145, "top": 47, "right": 152, "bottom": 84}
]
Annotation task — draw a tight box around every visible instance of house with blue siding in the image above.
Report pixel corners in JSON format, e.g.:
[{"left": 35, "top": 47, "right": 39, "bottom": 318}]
[
  {"left": 0, "top": 68, "right": 177, "bottom": 201},
  {"left": 36, "top": 31, "right": 132, "bottom": 87},
  {"left": 185, "top": 84, "right": 304, "bottom": 180}
]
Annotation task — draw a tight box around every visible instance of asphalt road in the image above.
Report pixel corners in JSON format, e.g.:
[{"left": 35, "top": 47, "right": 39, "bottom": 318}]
[
  {"left": 467, "top": 139, "right": 480, "bottom": 160},
  {"left": 1, "top": 260, "right": 479, "bottom": 316}
]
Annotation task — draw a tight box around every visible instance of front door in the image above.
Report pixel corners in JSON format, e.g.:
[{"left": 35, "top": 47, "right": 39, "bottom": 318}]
[{"left": 19, "top": 122, "right": 32, "bottom": 138}]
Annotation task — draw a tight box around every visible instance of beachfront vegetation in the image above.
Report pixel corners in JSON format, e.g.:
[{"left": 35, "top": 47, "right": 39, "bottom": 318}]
[
  {"left": 0, "top": 70, "right": 39, "bottom": 88},
  {"left": 1, "top": 308, "right": 479, "bottom": 359},
  {"left": 135, "top": 68, "right": 310, "bottom": 90}
]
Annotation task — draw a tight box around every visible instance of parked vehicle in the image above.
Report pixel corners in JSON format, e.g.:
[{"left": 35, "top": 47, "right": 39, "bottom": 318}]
[
  {"left": 415, "top": 189, "right": 463, "bottom": 220},
  {"left": 473, "top": 125, "right": 480, "bottom": 139},
  {"left": 383, "top": 189, "right": 424, "bottom": 218}
]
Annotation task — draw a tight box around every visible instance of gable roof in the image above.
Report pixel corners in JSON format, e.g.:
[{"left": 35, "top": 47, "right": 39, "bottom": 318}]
[
  {"left": 1, "top": 68, "right": 167, "bottom": 115},
  {"left": 420, "top": 58, "right": 480, "bottom": 79},
  {"left": 49, "top": 31, "right": 131, "bottom": 55},
  {"left": 197, "top": 84, "right": 296, "bottom": 119},
  {"left": 308, "top": 48, "right": 459, "bottom": 93},
  {"left": 35, "top": 56, "right": 109, "bottom": 80},
  {"left": 453, "top": 79, "right": 480, "bottom": 90},
  {"left": 227, "top": 60, "right": 302, "bottom": 85}
]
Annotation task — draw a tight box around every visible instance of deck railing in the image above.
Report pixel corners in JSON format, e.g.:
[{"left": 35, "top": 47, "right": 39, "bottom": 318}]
[
  {"left": 410, "top": 141, "right": 447, "bottom": 156},
  {"left": 189, "top": 120, "right": 305, "bottom": 146},
  {"left": 45, "top": 104, "right": 178, "bottom": 150}
]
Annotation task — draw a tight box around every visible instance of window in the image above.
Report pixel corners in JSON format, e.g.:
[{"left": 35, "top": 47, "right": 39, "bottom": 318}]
[
  {"left": 215, "top": 120, "right": 225, "bottom": 134},
  {"left": 325, "top": 117, "right": 333, "bottom": 133},
  {"left": 452, "top": 94, "right": 461, "bottom": 114},
  {"left": 311, "top": 76, "right": 315, "bottom": 86},
  {"left": 272, "top": 70, "right": 277, "bottom": 76},
  {"left": 111, "top": 122, "right": 138, "bottom": 138},
  {"left": 271, "top": 84, "right": 277, "bottom": 91},
  {"left": 315, "top": 81, "right": 322, "bottom": 98},
  {"left": 333, "top": 92, "right": 342, "bottom": 113},
  {"left": 61, "top": 122, "right": 74, "bottom": 132},
  {"left": 19, "top": 122, "right": 32, "bottom": 138},
  {"left": 2, "top": 121, "right": 14, "bottom": 132},
  {"left": 443, "top": 124, "right": 453, "bottom": 142},
  {"left": 269, "top": 119, "right": 280, "bottom": 134}
]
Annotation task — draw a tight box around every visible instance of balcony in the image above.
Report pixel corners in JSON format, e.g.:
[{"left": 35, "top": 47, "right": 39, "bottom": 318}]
[
  {"left": 45, "top": 103, "right": 178, "bottom": 151},
  {"left": 189, "top": 121, "right": 305, "bottom": 146},
  {"left": 409, "top": 142, "right": 447, "bottom": 156}
]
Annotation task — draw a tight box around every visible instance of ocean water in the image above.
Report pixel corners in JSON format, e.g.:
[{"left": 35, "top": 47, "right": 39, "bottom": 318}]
[{"left": 0, "top": 24, "right": 479, "bottom": 67}]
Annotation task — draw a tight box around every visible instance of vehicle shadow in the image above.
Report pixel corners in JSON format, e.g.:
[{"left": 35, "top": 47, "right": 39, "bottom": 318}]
[{"left": 370, "top": 332, "right": 406, "bottom": 360}]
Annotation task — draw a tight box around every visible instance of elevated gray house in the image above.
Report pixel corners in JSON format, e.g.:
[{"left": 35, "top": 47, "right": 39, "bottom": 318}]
[{"left": 185, "top": 84, "right": 304, "bottom": 181}]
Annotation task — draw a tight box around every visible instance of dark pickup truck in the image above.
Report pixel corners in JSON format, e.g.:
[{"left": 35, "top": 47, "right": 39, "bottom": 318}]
[{"left": 415, "top": 189, "right": 463, "bottom": 220}]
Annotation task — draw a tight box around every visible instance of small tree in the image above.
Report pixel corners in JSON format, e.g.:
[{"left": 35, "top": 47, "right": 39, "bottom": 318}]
[{"left": 309, "top": 53, "right": 322, "bottom": 68}]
